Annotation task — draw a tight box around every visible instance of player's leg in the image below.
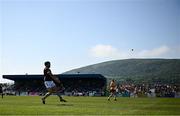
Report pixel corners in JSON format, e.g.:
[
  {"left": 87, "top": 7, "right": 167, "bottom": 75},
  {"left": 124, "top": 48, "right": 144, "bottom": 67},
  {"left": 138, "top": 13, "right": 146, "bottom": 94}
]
[
  {"left": 41, "top": 89, "right": 52, "bottom": 104},
  {"left": 42, "top": 81, "right": 56, "bottom": 104},
  {"left": 43, "top": 91, "right": 52, "bottom": 99},
  {"left": 108, "top": 92, "right": 113, "bottom": 100},
  {"left": 113, "top": 92, "right": 117, "bottom": 101},
  {"left": 55, "top": 87, "right": 67, "bottom": 102},
  {"left": 56, "top": 92, "right": 67, "bottom": 102}
]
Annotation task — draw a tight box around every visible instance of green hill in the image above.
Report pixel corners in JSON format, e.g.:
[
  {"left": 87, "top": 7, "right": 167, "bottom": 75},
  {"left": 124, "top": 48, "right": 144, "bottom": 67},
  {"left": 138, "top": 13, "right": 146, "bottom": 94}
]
[{"left": 64, "top": 59, "right": 180, "bottom": 84}]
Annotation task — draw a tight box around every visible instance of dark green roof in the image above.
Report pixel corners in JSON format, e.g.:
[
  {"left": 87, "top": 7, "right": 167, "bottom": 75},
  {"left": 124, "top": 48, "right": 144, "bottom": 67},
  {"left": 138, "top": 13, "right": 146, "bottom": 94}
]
[{"left": 3, "top": 74, "right": 105, "bottom": 81}]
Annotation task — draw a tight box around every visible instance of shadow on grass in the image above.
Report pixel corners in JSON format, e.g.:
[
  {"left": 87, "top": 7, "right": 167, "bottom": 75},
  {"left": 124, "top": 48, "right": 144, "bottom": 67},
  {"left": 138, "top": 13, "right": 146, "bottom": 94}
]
[{"left": 56, "top": 104, "right": 74, "bottom": 106}]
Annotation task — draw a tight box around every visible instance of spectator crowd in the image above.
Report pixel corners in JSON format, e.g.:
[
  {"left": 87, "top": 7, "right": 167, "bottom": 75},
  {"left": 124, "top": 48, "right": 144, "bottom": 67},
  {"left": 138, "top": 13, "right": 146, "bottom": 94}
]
[
  {"left": 116, "top": 83, "right": 180, "bottom": 98},
  {"left": 1, "top": 82, "right": 179, "bottom": 98}
]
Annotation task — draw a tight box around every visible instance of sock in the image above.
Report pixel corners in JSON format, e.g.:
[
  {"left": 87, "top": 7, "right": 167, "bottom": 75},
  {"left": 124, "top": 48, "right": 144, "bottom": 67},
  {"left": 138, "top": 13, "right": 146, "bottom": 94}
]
[
  {"left": 57, "top": 92, "right": 63, "bottom": 100},
  {"left": 43, "top": 92, "right": 51, "bottom": 99}
]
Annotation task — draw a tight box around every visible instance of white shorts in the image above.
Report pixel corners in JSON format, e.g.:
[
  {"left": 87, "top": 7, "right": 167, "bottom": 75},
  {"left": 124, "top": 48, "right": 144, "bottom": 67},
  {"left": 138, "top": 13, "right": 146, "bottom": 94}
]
[{"left": 44, "top": 81, "right": 56, "bottom": 89}]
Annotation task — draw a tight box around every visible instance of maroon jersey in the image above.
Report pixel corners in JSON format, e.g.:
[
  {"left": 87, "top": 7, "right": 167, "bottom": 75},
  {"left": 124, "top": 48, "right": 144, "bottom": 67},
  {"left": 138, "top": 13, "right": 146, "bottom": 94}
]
[{"left": 44, "top": 68, "right": 53, "bottom": 81}]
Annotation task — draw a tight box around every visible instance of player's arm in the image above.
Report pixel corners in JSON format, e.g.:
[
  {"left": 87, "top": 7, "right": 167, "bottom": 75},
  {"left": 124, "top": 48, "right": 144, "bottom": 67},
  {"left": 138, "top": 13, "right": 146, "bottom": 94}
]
[
  {"left": 110, "top": 82, "right": 113, "bottom": 87},
  {"left": 47, "top": 70, "right": 61, "bottom": 84},
  {"left": 110, "top": 82, "right": 114, "bottom": 90},
  {"left": 52, "top": 76, "right": 61, "bottom": 84}
]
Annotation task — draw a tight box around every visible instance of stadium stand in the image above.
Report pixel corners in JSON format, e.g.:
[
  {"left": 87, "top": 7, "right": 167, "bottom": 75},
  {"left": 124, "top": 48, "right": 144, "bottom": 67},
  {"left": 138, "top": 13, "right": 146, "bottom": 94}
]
[{"left": 3, "top": 74, "right": 107, "bottom": 96}]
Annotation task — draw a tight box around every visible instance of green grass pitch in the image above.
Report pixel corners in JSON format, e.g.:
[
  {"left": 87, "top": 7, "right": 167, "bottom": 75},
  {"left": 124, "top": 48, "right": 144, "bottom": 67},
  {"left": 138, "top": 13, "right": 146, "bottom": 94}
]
[{"left": 0, "top": 96, "right": 180, "bottom": 115}]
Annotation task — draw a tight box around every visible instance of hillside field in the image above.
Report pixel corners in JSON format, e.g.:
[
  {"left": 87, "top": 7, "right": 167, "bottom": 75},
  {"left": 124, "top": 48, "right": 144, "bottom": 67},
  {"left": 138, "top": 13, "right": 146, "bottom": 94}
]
[
  {"left": 64, "top": 59, "right": 180, "bottom": 84},
  {"left": 0, "top": 96, "right": 180, "bottom": 115}
]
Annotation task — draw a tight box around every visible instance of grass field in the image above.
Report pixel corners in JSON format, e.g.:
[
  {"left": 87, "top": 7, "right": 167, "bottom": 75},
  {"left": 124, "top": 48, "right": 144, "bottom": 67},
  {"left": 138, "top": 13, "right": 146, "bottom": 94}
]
[{"left": 0, "top": 96, "right": 180, "bottom": 115}]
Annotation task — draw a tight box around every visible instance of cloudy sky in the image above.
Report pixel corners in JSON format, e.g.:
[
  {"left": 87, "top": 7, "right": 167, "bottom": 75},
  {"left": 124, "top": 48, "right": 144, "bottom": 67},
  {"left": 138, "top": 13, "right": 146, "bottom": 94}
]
[{"left": 0, "top": 0, "right": 180, "bottom": 83}]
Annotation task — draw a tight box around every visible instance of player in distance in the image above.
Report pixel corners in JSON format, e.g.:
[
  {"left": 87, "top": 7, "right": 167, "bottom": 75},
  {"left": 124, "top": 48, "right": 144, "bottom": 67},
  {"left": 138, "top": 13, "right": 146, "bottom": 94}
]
[
  {"left": 108, "top": 79, "right": 117, "bottom": 101},
  {"left": 0, "top": 85, "right": 3, "bottom": 99}
]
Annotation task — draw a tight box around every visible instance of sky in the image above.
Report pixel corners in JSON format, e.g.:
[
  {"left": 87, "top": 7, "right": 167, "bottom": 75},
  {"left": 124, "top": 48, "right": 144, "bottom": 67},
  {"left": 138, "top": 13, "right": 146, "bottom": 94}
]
[{"left": 0, "top": 0, "right": 180, "bottom": 83}]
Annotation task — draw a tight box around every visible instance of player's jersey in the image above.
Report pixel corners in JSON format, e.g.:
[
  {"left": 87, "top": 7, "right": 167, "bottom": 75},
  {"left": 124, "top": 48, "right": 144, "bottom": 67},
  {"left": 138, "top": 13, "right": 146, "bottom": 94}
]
[{"left": 44, "top": 68, "right": 53, "bottom": 81}]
